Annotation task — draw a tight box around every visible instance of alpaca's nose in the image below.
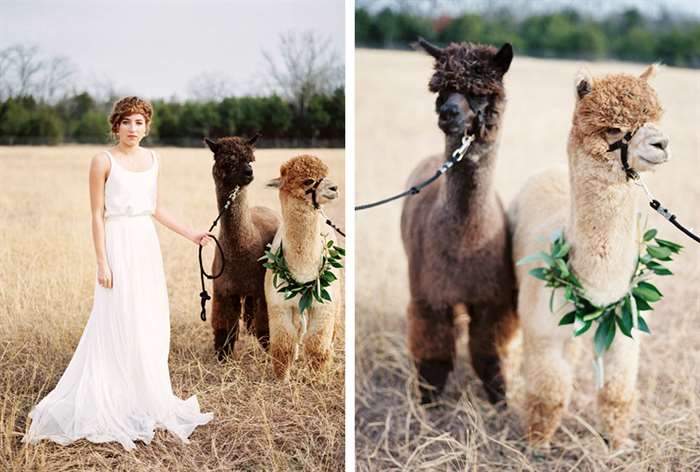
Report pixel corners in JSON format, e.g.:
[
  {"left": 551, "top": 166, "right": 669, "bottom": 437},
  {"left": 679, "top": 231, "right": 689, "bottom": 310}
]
[
  {"left": 651, "top": 137, "right": 668, "bottom": 150},
  {"left": 328, "top": 185, "right": 338, "bottom": 192},
  {"left": 439, "top": 102, "right": 460, "bottom": 119},
  {"left": 243, "top": 165, "right": 253, "bottom": 177}
]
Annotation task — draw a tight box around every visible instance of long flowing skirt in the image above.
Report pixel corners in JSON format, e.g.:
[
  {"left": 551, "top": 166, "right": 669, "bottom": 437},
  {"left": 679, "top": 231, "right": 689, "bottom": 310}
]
[{"left": 23, "top": 215, "right": 213, "bottom": 450}]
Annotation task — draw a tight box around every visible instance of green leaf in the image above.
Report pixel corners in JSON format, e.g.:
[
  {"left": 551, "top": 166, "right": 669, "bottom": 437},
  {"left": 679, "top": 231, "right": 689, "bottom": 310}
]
[
  {"left": 647, "top": 245, "right": 672, "bottom": 261},
  {"left": 643, "top": 229, "right": 657, "bottom": 241},
  {"left": 327, "top": 239, "right": 333, "bottom": 248},
  {"left": 633, "top": 294, "right": 653, "bottom": 311},
  {"left": 321, "top": 289, "right": 332, "bottom": 301},
  {"left": 555, "top": 258, "right": 570, "bottom": 278},
  {"left": 655, "top": 238, "right": 683, "bottom": 253},
  {"left": 564, "top": 285, "right": 575, "bottom": 302},
  {"left": 619, "top": 296, "right": 634, "bottom": 338},
  {"left": 529, "top": 267, "right": 549, "bottom": 280},
  {"left": 632, "top": 281, "right": 663, "bottom": 302},
  {"left": 643, "top": 260, "right": 671, "bottom": 275},
  {"left": 335, "top": 246, "right": 345, "bottom": 256},
  {"left": 594, "top": 315, "right": 615, "bottom": 356},
  {"left": 574, "top": 318, "right": 592, "bottom": 337},
  {"left": 559, "top": 311, "right": 576, "bottom": 326},
  {"left": 298, "top": 290, "right": 313, "bottom": 314},
  {"left": 638, "top": 316, "right": 651, "bottom": 333},
  {"left": 569, "top": 273, "right": 583, "bottom": 289},
  {"left": 516, "top": 252, "right": 549, "bottom": 266},
  {"left": 329, "top": 260, "right": 343, "bottom": 268},
  {"left": 553, "top": 242, "right": 571, "bottom": 258},
  {"left": 548, "top": 288, "right": 556, "bottom": 313},
  {"left": 582, "top": 307, "right": 605, "bottom": 321}
]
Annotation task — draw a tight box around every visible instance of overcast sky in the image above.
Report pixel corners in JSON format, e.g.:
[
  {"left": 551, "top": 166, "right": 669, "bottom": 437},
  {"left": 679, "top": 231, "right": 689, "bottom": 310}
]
[{"left": 0, "top": 0, "right": 345, "bottom": 100}]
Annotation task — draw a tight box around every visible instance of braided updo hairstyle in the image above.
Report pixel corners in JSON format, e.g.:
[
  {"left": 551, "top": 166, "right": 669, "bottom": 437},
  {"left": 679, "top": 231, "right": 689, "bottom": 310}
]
[{"left": 108, "top": 96, "right": 153, "bottom": 140}]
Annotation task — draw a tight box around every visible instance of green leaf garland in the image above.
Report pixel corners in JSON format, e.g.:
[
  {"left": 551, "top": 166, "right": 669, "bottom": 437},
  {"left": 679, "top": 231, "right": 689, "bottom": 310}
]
[
  {"left": 517, "top": 221, "right": 681, "bottom": 355},
  {"left": 259, "top": 236, "right": 344, "bottom": 314}
]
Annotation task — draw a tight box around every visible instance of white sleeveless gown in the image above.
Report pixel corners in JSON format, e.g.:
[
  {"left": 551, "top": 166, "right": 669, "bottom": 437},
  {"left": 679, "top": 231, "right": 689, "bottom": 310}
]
[{"left": 23, "top": 149, "right": 213, "bottom": 450}]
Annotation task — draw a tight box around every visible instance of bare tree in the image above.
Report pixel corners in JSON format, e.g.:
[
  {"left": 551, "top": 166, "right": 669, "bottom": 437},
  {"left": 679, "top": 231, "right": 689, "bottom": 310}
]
[
  {"left": 263, "top": 31, "right": 343, "bottom": 117},
  {"left": 41, "top": 56, "right": 77, "bottom": 103},
  {"left": 0, "top": 44, "right": 77, "bottom": 102},
  {"left": 187, "top": 71, "right": 235, "bottom": 102}
]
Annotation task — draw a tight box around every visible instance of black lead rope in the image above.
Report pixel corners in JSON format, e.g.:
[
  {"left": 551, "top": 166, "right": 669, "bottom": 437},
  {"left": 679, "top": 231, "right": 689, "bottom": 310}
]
[
  {"left": 198, "top": 187, "right": 239, "bottom": 321},
  {"left": 355, "top": 133, "right": 475, "bottom": 211},
  {"left": 608, "top": 135, "right": 700, "bottom": 245}
]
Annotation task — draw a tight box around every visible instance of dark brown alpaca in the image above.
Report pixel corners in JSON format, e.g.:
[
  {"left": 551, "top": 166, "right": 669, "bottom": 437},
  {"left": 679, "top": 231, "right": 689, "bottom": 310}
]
[
  {"left": 204, "top": 135, "right": 280, "bottom": 360},
  {"left": 401, "top": 39, "right": 518, "bottom": 405}
]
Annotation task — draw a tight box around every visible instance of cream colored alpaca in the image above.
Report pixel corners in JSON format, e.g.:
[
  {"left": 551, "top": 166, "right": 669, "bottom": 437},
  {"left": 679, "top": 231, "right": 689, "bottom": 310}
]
[
  {"left": 265, "top": 155, "right": 342, "bottom": 380},
  {"left": 509, "top": 65, "right": 669, "bottom": 449}
]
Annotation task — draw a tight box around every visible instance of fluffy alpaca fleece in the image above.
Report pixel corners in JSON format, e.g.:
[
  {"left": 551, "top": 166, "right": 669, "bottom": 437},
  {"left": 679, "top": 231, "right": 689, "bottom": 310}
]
[
  {"left": 265, "top": 155, "right": 342, "bottom": 380},
  {"left": 205, "top": 136, "right": 280, "bottom": 361},
  {"left": 508, "top": 65, "right": 669, "bottom": 449},
  {"left": 401, "top": 39, "right": 518, "bottom": 405}
]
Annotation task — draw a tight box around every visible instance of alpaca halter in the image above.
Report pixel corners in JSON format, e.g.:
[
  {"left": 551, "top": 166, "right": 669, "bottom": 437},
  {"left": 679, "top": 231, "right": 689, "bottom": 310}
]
[
  {"left": 198, "top": 186, "right": 240, "bottom": 321},
  {"left": 304, "top": 178, "right": 346, "bottom": 237},
  {"left": 607, "top": 131, "right": 700, "bottom": 244}
]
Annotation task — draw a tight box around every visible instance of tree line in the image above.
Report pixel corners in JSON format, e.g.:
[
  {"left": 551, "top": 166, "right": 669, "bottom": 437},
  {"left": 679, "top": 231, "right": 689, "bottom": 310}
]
[
  {"left": 356, "top": 7, "right": 700, "bottom": 68},
  {"left": 0, "top": 89, "right": 344, "bottom": 147},
  {"left": 0, "top": 32, "right": 344, "bottom": 147}
]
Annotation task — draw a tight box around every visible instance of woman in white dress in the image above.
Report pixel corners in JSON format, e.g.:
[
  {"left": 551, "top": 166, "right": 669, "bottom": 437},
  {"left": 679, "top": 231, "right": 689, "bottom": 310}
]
[{"left": 23, "top": 96, "right": 214, "bottom": 450}]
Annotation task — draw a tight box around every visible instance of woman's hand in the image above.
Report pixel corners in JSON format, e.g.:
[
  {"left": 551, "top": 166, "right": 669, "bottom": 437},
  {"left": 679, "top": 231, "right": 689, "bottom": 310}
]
[
  {"left": 191, "top": 231, "right": 216, "bottom": 246},
  {"left": 97, "top": 261, "right": 113, "bottom": 289}
]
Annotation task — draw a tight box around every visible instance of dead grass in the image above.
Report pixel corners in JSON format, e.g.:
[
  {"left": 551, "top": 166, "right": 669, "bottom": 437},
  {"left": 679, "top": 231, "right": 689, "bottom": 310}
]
[
  {"left": 355, "top": 48, "right": 700, "bottom": 471},
  {"left": 0, "top": 145, "right": 345, "bottom": 471}
]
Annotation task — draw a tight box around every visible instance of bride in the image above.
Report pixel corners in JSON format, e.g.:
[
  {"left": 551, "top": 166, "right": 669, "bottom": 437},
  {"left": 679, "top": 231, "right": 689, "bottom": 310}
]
[{"left": 23, "top": 96, "right": 214, "bottom": 450}]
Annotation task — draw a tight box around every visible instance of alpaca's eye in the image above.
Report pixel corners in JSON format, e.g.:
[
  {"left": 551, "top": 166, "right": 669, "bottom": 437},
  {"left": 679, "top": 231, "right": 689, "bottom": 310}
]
[
  {"left": 606, "top": 127, "right": 621, "bottom": 134},
  {"left": 303, "top": 178, "right": 315, "bottom": 186}
]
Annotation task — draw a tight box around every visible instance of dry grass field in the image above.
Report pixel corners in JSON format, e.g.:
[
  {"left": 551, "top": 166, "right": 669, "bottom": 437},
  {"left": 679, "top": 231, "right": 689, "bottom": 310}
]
[
  {"left": 355, "top": 48, "right": 700, "bottom": 471},
  {"left": 0, "top": 145, "right": 345, "bottom": 471}
]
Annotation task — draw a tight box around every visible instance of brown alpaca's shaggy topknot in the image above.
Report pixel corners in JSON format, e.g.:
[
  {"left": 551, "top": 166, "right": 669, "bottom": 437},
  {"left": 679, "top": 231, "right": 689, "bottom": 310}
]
[
  {"left": 279, "top": 155, "right": 328, "bottom": 192},
  {"left": 574, "top": 73, "right": 663, "bottom": 139},
  {"left": 429, "top": 43, "right": 506, "bottom": 97},
  {"left": 212, "top": 136, "right": 257, "bottom": 161},
  {"left": 108, "top": 96, "right": 153, "bottom": 133}
]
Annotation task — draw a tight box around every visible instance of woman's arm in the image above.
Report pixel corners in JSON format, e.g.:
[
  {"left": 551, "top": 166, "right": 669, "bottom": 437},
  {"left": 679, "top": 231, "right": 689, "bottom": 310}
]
[
  {"left": 152, "top": 152, "right": 214, "bottom": 246},
  {"left": 89, "top": 152, "right": 112, "bottom": 288}
]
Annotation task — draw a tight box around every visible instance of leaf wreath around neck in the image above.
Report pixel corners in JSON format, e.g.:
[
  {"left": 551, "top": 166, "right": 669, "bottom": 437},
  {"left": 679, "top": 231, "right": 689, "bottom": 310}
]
[
  {"left": 260, "top": 236, "right": 345, "bottom": 315},
  {"left": 517, "top": 221, "right": 682, "bottom": 357}
]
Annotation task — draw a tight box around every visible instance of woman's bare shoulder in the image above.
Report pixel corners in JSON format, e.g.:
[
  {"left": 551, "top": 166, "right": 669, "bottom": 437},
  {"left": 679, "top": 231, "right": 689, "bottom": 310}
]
[{"left": 89, "top": 151, "right": 111, "bottom": 175}]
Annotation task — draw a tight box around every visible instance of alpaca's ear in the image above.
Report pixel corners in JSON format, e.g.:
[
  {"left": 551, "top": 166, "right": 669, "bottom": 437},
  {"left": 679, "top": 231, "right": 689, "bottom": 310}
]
[
  {"left": 575, "top": 68, "right": 593, "bottom": 100},
  {"left": 247, "top": 133, "right": 261, "bottom": 146},
  {"left": 267, "top": 177, "right": 282, "bottom": 188},
  {"left": 204, "top": 137, "right": 218, "bottom": 154},
  {"left": 492, "top": 43, "right": 513, "bottom": 75},
  {"left": 412, "top": 37, "right": 443, "bottom": 59},
  {"left": 639, "top": 63, "right": 659, "bottom": 82}
]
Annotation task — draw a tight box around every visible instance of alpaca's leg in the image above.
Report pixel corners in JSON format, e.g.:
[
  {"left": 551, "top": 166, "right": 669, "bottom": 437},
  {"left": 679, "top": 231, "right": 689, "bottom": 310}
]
[
  {"left": 408, "top": 299, "right": 455, "bottom": 403},
  {"left": 597, "top": 332, "right": 640, "bottom": 449},
  {"left": 254, "top": 296, "right": 270, "bottom": 351},
  {"left": 303, "top": 308, "right": 335, "bottom": 371},
  {"left": 268, "top": 305, "right": 296, "bottom": 380},
  {"left": 468, "top": 302, "right": 518, "bottom": 405},
  {"left": 522, "top": 334, "right": 573, "bottom": 446},
  {"left": 243, "top": 296, "right": 255, "bottom": 333},
  {"left": 212, "top": 292, "right": 242, "bottom": 361}
]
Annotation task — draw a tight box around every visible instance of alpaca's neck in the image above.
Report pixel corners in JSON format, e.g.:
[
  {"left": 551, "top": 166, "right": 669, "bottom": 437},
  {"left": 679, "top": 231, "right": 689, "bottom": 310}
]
[
  {"left": 567, "top": 149, "right": 639, "bottom": 306},
  {"left": 216, "top": 185, "right": 253, "bottom": 243},
  {"left": 441, "top": 133, "right": 498, "bottom": 217},
  {"left": 280, "top": 196, "right": 323, "bottom": 283}
]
